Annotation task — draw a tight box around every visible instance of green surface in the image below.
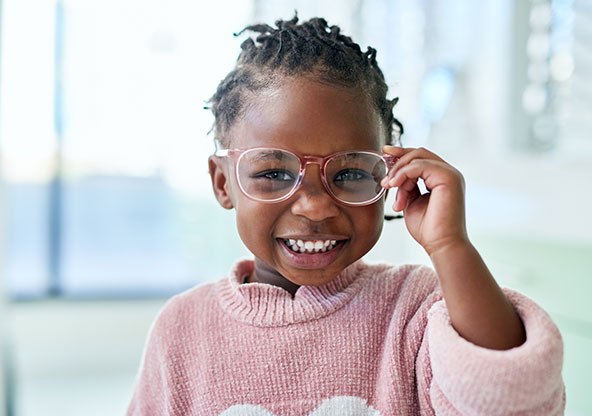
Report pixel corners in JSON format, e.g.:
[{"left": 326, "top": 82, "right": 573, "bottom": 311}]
[
  {"left": 473, "top": 234, "right": 592, "bottom": 415},
  {"left": 474, "top": 235, "right": 592, "bottom": 325}
]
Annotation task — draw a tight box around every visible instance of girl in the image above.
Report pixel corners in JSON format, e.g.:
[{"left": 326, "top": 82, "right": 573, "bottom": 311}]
[{"left": 127, "top": 16, "right": 565, "bottom": 415}]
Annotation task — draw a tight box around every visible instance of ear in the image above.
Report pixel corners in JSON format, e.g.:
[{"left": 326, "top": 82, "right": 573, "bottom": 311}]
[{"left": 208, "top": 156, "right": 234, "bottom": 209}]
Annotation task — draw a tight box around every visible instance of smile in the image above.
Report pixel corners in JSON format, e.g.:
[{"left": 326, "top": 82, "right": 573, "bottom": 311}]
[
  {"left": 281, "top": 238, "right": 341, "bottom": 254},
  {"left": 277, "top": 237, "right": 347, "bottom": 269}
]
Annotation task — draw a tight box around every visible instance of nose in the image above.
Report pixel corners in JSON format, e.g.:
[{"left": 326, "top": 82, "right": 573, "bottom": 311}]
[{"left": 290, "top": 164, "right": 340, "bottom": 221}]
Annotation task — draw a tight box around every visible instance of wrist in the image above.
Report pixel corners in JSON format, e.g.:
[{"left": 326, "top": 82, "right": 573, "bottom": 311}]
[{"left": 425, "top": 235, "right": 472, "bottom": 260}]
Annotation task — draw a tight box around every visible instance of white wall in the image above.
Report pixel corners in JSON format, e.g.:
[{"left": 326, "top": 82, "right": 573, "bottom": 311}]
[{"left": 0, "top": 0, "right": 9, "bottom": 410}]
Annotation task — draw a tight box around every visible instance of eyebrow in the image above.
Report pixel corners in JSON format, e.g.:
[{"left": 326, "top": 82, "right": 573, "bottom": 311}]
[
  {"left": 249, "top": 150, "right": 288, "bottom": 162},
  {"left": 338, "top": 152, "right": 372, "bottom": 163}
]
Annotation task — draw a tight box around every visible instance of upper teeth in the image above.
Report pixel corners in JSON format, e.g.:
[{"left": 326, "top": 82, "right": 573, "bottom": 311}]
[{"left": 284, "top": 239, "right": 338, "bottom": 253}]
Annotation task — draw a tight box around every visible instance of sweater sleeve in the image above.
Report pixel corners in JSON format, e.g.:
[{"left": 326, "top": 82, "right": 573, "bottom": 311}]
[{"left": 416, "top": 288, "right": 566, "bottom": 415}]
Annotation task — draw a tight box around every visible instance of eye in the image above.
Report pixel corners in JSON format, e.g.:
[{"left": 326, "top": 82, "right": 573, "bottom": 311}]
[
  {"left": 253, "top": 169, "right": 296, "bottom": 182},
  {"left": 333, "top": 169, "right": 373, "bottom": 182}
]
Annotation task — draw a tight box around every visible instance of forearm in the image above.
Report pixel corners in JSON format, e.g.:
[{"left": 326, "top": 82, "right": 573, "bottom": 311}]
[{"left": 429, "top": 240, "right": 526, "bottom": 350}]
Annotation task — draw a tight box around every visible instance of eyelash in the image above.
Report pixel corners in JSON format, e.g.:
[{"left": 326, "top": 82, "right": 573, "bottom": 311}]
[
  {"left": 333, "top": 169, "right": 373, "bottom": 182},
  {"left": 252, "top": 169, "right": 296, "bottom": 181}
]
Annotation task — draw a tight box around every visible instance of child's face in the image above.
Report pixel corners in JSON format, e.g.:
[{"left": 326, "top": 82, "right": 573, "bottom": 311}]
[{"left": 210, "top": 77, "right": 387, "bottom": 287}]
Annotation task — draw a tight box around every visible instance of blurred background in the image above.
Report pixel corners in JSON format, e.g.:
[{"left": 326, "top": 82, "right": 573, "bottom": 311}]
[{"left": 0, "top": 0, "right": 590, "bottom": 414}]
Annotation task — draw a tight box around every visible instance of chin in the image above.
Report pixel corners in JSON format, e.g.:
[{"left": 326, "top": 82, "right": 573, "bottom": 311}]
[{"left": 283, "top": 266, "right": 342, "bottom": 286}]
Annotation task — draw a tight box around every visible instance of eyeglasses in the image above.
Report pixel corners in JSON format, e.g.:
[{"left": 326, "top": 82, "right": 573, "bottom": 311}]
[{"left": 214, "top": 147, "right": 395, "bottom": 206}]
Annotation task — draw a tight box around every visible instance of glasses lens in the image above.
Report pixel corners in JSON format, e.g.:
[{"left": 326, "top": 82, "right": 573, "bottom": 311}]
[
  {"left": 325, "top": 152, "right": 386, "bottom": 204},
  {"left": 237, "top": 149, "right": 300, "bottom": 201}
]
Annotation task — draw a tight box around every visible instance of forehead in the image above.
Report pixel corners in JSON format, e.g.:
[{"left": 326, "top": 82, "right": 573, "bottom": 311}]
[{"left": 227, "top": 77, "right": 386, "bottom": 155}]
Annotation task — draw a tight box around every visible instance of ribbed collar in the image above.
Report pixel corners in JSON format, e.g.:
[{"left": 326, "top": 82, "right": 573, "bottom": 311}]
[{"left": 215, "top": 259, "right": 368, "bottom": 327}]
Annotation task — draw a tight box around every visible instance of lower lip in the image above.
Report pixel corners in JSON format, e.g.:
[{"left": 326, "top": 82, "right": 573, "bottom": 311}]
[{"left": 277, "top": 239, "right": 346, "bottom": 269}]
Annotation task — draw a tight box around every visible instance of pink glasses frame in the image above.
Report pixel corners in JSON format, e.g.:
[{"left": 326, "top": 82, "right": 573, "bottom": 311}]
[{"left": 215, "top": 146, "right": 396, "bottom": 207}]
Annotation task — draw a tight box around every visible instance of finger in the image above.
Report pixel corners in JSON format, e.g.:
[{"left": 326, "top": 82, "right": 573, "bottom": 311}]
[
  {"left": 389, "top": 159, "right": 445, "bottom": 190},
  {"left": 393, "top": 184, "right": 421, "bottom": 212},
  {"left": 393, "top": 187, "right": 407, "bottom": 212},
  {"left": 382, "top": 147, "right": 447, "bottom": 187},
  {"left": 381, "top": 149, "right": 413, "bottom": 185},
  {"left": 406, "top": 183, "right": 422, "bottom": 206},
  {"left": 381, "top": 146, "right": 413, "bottom": 185},
  {"left": 391, "top": 159, "right": 463, "bottom": 196},
  {"left": 392, "top": 147, "right": 446, "bottom": 173},
  {"left": 397, "top": 176, "right": 418, "bottom": 192},
  {"left": 382, "top": 170, "right": 418, "bottom": 190},
  {"left": 381, "top": 166, "right": 397, "bottom": 186}
]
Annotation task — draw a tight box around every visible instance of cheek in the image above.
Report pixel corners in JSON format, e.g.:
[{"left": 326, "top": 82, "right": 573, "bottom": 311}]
[
  {"left": 353, "top": 200, "right": 385, "bottom": 244},
  {"left": 234, "top": 200, "right": 280, "bottom": 252},
  {"left": 370, "top": 201, "right": 385, "bottom": 239}
]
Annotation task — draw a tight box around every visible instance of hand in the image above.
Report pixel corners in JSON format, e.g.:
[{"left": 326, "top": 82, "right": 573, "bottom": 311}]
[
  {"left": 381, "top": 146, "right": 526, "bottom": 350},
  {"left": 380, "top": 146, "right": 469, "bottom": 256}
]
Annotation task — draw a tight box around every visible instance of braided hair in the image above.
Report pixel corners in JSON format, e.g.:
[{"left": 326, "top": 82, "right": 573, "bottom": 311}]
[{"left": 207, "top": 14, "right": 403, "bottom": 148}]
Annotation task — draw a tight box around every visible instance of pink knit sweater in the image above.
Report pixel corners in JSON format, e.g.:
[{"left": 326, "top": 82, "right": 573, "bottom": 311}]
[{"left": 127, "top": 259, "right": 565, "bottom": 415}]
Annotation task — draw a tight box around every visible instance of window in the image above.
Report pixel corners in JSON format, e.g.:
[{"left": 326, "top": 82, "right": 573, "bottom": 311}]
[
  {"left": 511, "top": 0, "right": 592, "bottom": 155},
  {"left": 1, "top": 0, "right": 254, "bottom": 297},
  {"left": 2, "top": 0, "right": 589, "bottom": 298}
]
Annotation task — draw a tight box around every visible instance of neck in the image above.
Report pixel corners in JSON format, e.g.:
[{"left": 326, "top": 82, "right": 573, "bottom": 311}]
[{"left": 248, "top": 257, "right": 301, "bottom": 298}]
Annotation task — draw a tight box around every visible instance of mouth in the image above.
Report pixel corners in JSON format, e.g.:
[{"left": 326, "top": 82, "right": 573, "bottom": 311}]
[
  {"left": 276, "top": 237, "right": 347, "bottom": 269},
  {"left": 280, "top": 238, "right": 343, "bottom": 254}
]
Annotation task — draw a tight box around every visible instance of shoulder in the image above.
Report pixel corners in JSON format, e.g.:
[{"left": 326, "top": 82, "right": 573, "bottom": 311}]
[
  {"left": 354, "top": 260, "right": 442, "bottom": 319},
  {"left": 148, "top": 280, "right": 220, "bottom": 342},
  {"left": 359, "top": 260, "right": 440, "bottom": 299},
  {"left": 352, "top": 261, "right": 443, "bottom": 353}
]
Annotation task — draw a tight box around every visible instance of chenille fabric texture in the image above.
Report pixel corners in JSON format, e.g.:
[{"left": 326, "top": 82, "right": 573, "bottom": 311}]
[{"left": 126, "top": 259, "right": 565, "bottom": 416}]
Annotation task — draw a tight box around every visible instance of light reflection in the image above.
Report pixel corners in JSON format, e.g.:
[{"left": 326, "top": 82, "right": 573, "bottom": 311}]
[
  {"left": 522, "top": 83, "right": 547, "bottom": 114},
  {"left": 530, "top": 3, "right": 552, "bottom": 29},
  {"left": 550, "top": 52, "right": 574, "bottom": 81},
  {"left": 528, "top": 62, "right": 550, "bottom": 83},
  {"left": 527, "top": 32, "right": 550, "bottom": 59}
]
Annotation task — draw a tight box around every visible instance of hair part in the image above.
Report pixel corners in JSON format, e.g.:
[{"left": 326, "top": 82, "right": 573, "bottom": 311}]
[{"left": 207, "top": 14, "right": 404, "bottom": 148}]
